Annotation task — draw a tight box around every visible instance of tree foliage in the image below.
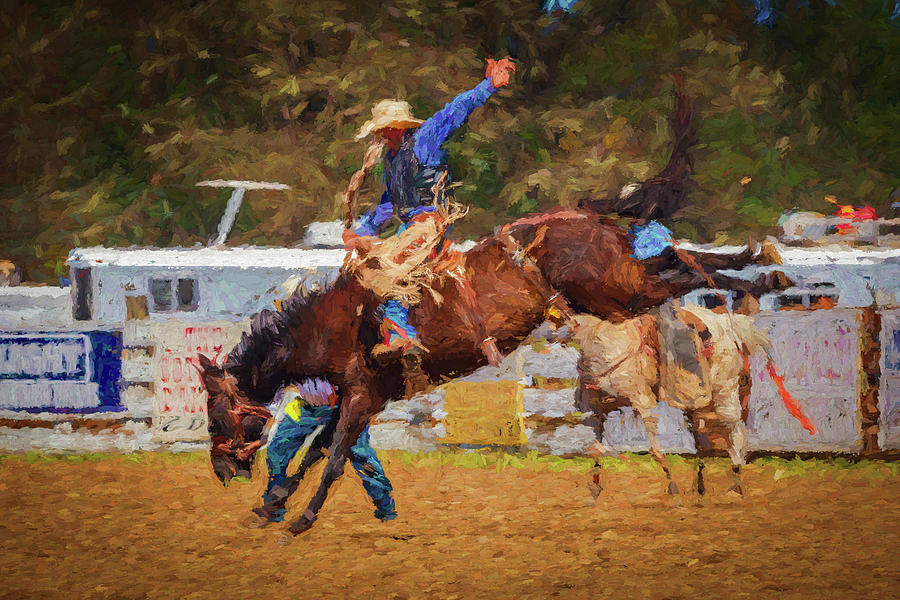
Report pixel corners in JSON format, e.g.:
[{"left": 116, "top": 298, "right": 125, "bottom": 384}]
[{"left": 1, "top": 0, "right": 896, "bottom": 281}]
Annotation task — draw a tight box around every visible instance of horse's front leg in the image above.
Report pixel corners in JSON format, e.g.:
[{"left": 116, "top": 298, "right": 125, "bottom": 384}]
[
  {"left": 252, "top": 443, "right": 327, "bottom": 525},
  {"left": 286, "top": 407, "right": 370, "bottom": 536}
]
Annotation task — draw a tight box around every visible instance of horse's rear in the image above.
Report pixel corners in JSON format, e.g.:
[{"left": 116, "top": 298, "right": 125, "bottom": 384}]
[
  {"left": 412, "top": 238, "right": 552, "bottom": 380},
  {"left": 505, "top": 210, "right": 660, "bottom": 320}
]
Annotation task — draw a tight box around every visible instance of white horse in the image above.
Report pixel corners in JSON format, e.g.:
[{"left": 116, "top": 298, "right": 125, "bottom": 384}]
[{"left": 558, "top": 302, "right": 797, "bottom": 496}]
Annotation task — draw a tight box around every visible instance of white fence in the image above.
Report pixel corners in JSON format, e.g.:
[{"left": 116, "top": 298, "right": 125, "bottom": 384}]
[
  {"left": 374, "top": 306, "right": 898, "bottom": 455},
  {"left": 121, "top": 320, "right": 248, "bottom": 441}
]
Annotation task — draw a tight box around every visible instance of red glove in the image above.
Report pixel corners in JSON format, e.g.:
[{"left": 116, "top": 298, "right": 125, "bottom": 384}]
[{"left": 485, "top": 57, "right": 516, "bottom": 88}]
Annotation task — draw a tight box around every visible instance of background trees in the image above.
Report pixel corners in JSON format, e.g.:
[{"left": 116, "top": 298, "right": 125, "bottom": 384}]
[{"left": 1, "top": 0, "right": 896, "bottom": 282}]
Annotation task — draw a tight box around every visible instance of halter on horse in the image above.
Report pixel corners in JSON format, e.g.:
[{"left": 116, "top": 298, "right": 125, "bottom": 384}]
[{"left": 197, "top": 356, "right": 273, "bottom": 483}]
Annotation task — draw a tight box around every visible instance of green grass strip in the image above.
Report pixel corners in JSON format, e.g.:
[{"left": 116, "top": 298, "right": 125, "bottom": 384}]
[{"left": 2, "top": 449, "right": 897, "bottom": 480}]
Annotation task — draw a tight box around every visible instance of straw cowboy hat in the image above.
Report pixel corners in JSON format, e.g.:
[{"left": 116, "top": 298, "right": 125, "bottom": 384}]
[{"left": 354, "top": 99, "right": 424, "bottom": 140}]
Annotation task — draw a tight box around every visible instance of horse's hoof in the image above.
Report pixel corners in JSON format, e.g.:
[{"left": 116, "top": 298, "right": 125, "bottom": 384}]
[
  {"left": 275, "top": 530, "right": 295, "bottom": 546},
  {"left": 243, "top": 512, "right": 273, "bottom": 529},
  {"left": 726, "top": 484, "right": 744, "bottom": 496},
  {"left": 287, "top": 510, "right": 317, "bottom": 537},
  {"left": 667, "top": 481, "right": 680, "bottom": 496}
]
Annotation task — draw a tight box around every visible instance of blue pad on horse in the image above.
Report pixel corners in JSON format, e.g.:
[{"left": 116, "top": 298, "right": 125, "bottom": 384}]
[{"left": 630, "top": 221, "right": 674, "bottom": 260}]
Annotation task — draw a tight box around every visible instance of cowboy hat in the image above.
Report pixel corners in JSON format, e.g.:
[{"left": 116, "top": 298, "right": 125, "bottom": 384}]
[{"left": 354, "top": 99, "right": 424, "bottom": 140}]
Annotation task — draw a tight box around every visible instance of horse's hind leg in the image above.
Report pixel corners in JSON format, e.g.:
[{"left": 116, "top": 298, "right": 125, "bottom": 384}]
[
  {"left": 684, "top": 410, "right": 709, "bottom": 495},
  {"left": 643, "top": 414, "right": 679, "bottom": 495},
  {"left": 575, "top": 380, "right": 609, "bottom": 456},
  {"left": 575, "top": 381, "right": 611, "bottom": 500},
  {"left": 726, "top": 359, "right": 753, "bottom": 495},
  {"left": 725, "top": 421, "right": 748, "bottom": 495},
  {"left": 714, "top": 378, "right": 749, "bottom": 495}
]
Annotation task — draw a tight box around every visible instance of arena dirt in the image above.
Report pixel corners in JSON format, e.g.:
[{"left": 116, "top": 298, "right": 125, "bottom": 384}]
[{"left": 0, "top": 452, "right": 897, "bottom": 600}]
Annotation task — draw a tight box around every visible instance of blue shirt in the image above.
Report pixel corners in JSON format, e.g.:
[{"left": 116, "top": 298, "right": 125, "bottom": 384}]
[{"left": 413, "top": 78, "right": 498, "bottom": 167}]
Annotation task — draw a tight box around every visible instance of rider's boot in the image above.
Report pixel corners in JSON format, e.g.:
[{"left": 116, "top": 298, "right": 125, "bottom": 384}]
[{"left": 372, "top": 300, "right": 417, "bottom": 358}]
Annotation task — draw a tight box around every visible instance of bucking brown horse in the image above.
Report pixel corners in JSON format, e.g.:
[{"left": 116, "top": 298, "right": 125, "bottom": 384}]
[{"left": 196, "top": 208, "right": 784, "bottom": 536}]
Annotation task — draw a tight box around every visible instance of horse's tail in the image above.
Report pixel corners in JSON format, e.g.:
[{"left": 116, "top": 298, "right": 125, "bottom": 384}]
[
  {"left": 578, "top": 76, "right": 696, "bottom": 221},
  {"left": 682, "top": 306, "right": 816, "bottom": 436},
  {"left": 739, "top": 317, "right": 815, "bottom": 436}
]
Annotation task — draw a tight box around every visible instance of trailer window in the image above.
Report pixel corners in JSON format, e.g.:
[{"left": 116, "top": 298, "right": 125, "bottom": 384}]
[
  {"left": 73, "top": 268, "right": 93, "bottom": 321},
  {"left": 150, "top": 278, "right": 173, "bottom": 311},
  {"left": 176, "top": 278, "right": 198, "bottom": 311},
  {"left": 150, "top": 277, "right": 198, "bottom": 312}
]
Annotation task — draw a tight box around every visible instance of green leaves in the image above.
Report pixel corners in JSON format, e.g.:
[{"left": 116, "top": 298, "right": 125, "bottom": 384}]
[{"left": 1, "top": 0, "right": 896, "bottom": 282}]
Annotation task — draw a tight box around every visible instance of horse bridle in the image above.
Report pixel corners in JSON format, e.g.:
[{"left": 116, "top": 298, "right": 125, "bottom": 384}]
[{"left": 209, "top": 374, "right": 272, "bottom": 461}]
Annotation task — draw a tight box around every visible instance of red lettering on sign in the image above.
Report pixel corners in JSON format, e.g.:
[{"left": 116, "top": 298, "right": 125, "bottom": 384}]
[{"left": 156, "top": 326, "right": 231, "bottom": 417}]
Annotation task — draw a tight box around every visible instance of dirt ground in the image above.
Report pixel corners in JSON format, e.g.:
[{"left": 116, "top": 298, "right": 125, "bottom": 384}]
[{"left": 0, "top": 451, "right": 897, "bottom": 600}]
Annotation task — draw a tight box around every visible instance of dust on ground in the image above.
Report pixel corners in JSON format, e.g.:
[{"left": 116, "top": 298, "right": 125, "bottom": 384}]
[{"left": 0, "top": 451, "right": 897, "bottom": 600}]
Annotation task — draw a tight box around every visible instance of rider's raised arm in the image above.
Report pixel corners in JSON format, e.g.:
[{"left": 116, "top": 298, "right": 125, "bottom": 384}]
[
  {"left": 412, "top": 78, "right": 499, "bottom": 167},
  {"left": 412, "top": 58, "right": 514, "bottom": 167}
]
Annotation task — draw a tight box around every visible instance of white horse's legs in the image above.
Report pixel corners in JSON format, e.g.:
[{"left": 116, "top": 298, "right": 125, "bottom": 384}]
[
  {"left": 725, "top": 421, "right": 749, "bottom": 495},
  {"left": 641, "top": 412, "right": 681, "bottom": 495}
]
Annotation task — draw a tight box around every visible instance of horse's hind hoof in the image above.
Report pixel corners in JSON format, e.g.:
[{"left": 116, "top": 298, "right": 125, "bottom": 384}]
[
  {"left": 243, "top": 513, "right": 272, "bottom": 529},
  {"left": 287, "top": 509, "right": 317, "bottom": 537},
  {"left": 667, "top": 481, "right": 680, "bottom": 496},
  {"left": 275, "top": 530, "right": 295, "bottom": 546},
  {"left": 726, "top": 484, "right": 744, "bottom": 496}
]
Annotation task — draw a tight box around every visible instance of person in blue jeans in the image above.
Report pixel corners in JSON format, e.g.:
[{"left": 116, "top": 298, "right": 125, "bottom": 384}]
[
  {"left": 256, "top": 378, "right": 396, "bottom": 523},
  {"left": 342, "top": 57, "right": 516, "bottom": 356}
]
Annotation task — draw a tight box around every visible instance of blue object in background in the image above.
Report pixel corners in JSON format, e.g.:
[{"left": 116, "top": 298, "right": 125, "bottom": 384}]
[
  {"left": 750, "top": 0, "right": 896, "bottom": 26},
  {"left": 752, "top": 0, "right": 777, "bottom": 26},
  {"left": 0, "top": 330, "right": 123, "bottom": 412},
  {"left": 544, "top": 0, "right": 580, "bottom": 14},
  {"left": 88, "top": 331, "right": 123, "bottom": 410},
  {"left": 630, "top": 221, "right": 674, "bottom": 260}
]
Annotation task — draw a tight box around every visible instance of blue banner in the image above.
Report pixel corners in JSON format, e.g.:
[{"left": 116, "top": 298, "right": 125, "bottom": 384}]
[{"left": 0, "top": 331, "right": 123, "bottom": 412}]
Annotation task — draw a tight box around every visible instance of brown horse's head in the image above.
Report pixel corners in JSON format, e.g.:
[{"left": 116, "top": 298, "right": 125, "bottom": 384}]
[{"left": 195, "top": 353, "right": 271, "bottom": 486}]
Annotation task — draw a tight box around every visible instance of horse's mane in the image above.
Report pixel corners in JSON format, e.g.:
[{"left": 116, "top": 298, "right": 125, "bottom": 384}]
[{"left": 224, "top": 274, "right": 353, "bottom": 375}]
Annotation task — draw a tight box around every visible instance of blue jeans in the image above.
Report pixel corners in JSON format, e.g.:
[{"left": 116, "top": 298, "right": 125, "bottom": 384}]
[
  {"left": 264, "top": 404, "right": 396, "bottom": 521},
  {"left": 380, "top": 298, "right": 418, "bottom": 343}
]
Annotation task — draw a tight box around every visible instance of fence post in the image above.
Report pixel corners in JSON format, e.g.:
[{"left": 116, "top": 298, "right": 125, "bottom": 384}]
[{"left": 857, "top": 305, "right": 882, "bottom": 454}]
